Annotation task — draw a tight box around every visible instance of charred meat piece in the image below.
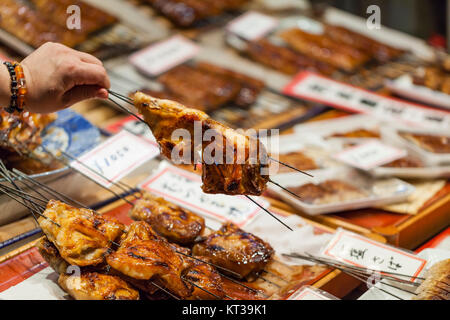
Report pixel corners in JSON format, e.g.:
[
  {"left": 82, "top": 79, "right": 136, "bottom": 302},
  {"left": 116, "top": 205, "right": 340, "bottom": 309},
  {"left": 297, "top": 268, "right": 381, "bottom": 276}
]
[
  {"left": 0, "top": 0, "right": 87, "bottom": 48},
  {"left": 159, "top": 65, "right": 241, "bottom": 111},
  {"left": 29, "top": 0, "right": 117, "bottom": 34},
  {"left": 58, "top": 272, "right": 140, "bottom": 300},
  {"left": 144, "top": 0, "right": 249, "bottom": 27},
  {"left": 324, "top": 25, "right": 404, "bottom": 62},
  {"left": 0, "top": 110, "right": 57, "bottom": 154},
  {"left": 192, "top": 223, "right": 274, "bottom": 279},
  {"left": 129, "top": 192, "right": 205, "bottom": 245},
  {"left": 400, "top": 132, "right": 450, "bottom": 154},
  {"left": 195, "top": 62, "right": 265, "bottom": 107},
  {"left": 245, "top": 39, "right": 335, "bottom": 75},
  {"left": 38, "top": 200, "right": 125, "bottom": 266},
  {"left": 414, "top": 259, "right": 450, "bottom": 300},
  {"left": 182, "top": 256, "right": 225, "bottom": 300},
  {"left": 280, "top": 28, "right": 370, "bottom": 72},
  {"left": 275, "top": 151, "right": 318, "bottom": 173},
  {"left": 106, "top": 221, "right": 193, "bottom": 298},
  {"left": 133, "top": 92, "right": 270, "bottom": 195},
  {"left": 37, "top": 237, "right": 70, "bottom": 275},
  {"left": 329, "top": 129, "right": 380, "bottom": 139},
  {"left": 288, "top": 180, "right": 367, "bottom": 205}
]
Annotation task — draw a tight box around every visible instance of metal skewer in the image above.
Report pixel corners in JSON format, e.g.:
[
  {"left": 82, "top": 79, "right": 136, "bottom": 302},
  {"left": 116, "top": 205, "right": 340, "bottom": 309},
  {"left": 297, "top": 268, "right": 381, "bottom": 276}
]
[{"left": 245, "top": 195, "right": 293, "bottom": 231}]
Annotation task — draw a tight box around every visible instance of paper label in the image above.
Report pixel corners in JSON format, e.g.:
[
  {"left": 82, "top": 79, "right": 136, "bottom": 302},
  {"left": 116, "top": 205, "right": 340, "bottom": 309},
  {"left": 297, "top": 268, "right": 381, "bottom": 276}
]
[
  {"left": 227, "top": 11, "right": 278, "bottom": 40},
  {"left": 130, "top": 35, "right": 199, "bottom": 76},
  {"left": 288, "top": 286, "right": 334, "bottom": 300},
  {"left": 71, "top": 130, "right": 160, "bottom": 187},
  {"left": 333, "top": 141, "right": 407, "bottom": 170},
  {"left": 139, "top": 164, "right": 269, "bottom": 227},
  {"left": 322, "top": 230, "right": 427, "bottom": 281},
  {"left": 283, "top": 72, "right": 450, "bottom": 129}
]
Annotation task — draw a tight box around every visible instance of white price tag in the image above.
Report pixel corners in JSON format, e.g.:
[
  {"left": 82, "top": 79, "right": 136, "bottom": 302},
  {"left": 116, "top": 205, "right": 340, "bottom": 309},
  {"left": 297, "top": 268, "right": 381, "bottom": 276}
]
[
  {"left": 334, "top": 140, "right": 407, "bottom": 170},
  {"left": 71, "top": 131, "right": 160, "bottom": 187},
  {"left": 288, "top": 286, "right": 335, "bottom": 300},
  {"left": 283, "top": 72, "right": 450, "bottom": 129},
  {"left": 227, "top": 11, "right": 278, "bottom": 40},
  {"left": 139, "top": 163, "right": 268, "bottom": 227},
  {"left": 130, "top": 35, "right": 199, "bottom": 76},
  {"left": 322, "top": 230, "right": 427, "bottom": 281}
]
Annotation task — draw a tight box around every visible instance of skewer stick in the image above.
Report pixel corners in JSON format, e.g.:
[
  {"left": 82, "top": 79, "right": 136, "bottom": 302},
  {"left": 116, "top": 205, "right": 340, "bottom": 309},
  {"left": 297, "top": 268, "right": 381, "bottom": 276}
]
[
  {"left": 245, "top": 195, "right": 293, "bottom": 231},
  {"left": 175, "top": 250, "right": 242, "bottom": 279},
  {"left": 40, "top": 146, "right": 135, "bottom": 206},
  {"left": 181, "top": 276, "right": 222, "bottom": 299},
  {"left": 268, "top": 178, "right": 304, "bottom": 201},
  {"left": 269, "top": 157, "right": 314, "bottom": 177},
  {"left": 150, "top": 281, "right": 180, "bottom": 300},
  {"left": 219, "top": 273, "right": 268, "bottom": 298}
]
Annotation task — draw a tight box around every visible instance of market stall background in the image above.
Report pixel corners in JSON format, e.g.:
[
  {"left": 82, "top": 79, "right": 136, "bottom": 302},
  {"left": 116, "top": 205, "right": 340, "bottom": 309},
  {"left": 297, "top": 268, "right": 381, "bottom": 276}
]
[{"left": 0, "top": 0, "right": 448, "bottom": 300}]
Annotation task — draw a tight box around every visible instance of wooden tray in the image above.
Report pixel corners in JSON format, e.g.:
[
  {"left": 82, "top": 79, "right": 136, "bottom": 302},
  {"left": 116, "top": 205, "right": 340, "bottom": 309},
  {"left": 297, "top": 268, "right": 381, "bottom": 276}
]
[{"left": 0, "top": 194, "right": 371, "bottom": 299}]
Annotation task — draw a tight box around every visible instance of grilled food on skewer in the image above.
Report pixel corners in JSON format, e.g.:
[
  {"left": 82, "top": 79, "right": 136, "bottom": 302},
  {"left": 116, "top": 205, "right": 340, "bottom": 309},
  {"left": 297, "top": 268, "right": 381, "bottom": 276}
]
[
  {"left": 133, "top": 92, "right": 270, "bottom": 196},
  {"left": 58, "top": 271, "right": 140, "bottom": 300},
  {"left": 106, "top": 221, "right": 193, "bottom": 298},
  {"left": 38, "top": 200, "right": 125, "bottom": 266},
  {"left": 37, "top": 238, "right": 139, "bottom": 300},
  {"left": 183, "top": 256, "right": 225, "bottom": 300},
  {"left": 414, "top": 259, "right": 450, "bottom": 300},
  {"left": 192, "top": 222, "right": 274, "bottom": 280},
  {"left": 129, "top": 192, "right": 205, "bottom": 245}
]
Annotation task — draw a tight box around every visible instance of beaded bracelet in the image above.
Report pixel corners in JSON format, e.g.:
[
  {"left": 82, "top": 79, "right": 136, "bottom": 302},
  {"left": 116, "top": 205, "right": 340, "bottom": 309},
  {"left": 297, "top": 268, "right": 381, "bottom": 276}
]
[
  {"left": 3, "top": 61, "right": 25, "bottom": 113},
  {"left": 14, "top": 62, "right": 27, "bottom": 112}
]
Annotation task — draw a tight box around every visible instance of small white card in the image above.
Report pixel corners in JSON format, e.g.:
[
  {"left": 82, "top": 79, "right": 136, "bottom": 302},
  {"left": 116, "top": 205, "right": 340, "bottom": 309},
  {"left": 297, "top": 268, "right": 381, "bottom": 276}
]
[
  {"left": 130, "top": 35, "right": 199, "bottom": 76},
  {"left": 333, "top": 141, "right": 407, "bottom": 170},
  {"left": 139, "top": 163, "right": 269, "bottom": 227},
  {"left": 71, "top": 130, "right": 160, "bottom": 187},
  {"left": 288, "top": 286, "right": 336, "bottom": 300},
  {"left": 322, "top": 230, "right": 427, "bottom": 281},
  {"left": 227, "top": 11, "right": 278, "bottom": 40}
]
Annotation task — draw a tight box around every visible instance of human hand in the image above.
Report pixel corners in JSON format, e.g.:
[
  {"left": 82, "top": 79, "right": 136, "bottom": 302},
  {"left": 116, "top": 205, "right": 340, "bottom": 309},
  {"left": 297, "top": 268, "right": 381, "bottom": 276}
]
[{"left": 20, "top": 42, "right": 110, "bottom": 113}]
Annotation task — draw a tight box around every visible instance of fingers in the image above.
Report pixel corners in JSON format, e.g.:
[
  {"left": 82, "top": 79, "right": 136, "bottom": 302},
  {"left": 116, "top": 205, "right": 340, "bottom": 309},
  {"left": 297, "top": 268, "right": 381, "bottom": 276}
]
[
  {"left": 63, "top": 62, "right": 110, "bottom": 90},
  {"left": 61, "top": 85, "right": 107, "bottom": 107},
  {"left": 76, "top": 51, "right": 103, "bottom": 66}
]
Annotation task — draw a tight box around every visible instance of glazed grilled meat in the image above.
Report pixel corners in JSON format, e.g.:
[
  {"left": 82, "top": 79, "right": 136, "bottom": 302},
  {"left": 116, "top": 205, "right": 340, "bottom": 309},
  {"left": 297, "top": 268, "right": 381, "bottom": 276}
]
[
  {"left": 0, "top": 0, "right": 86, "bottom": 48},
  {"left": 414, "top": 259, "right": 450, "bottom": 300},
  {"left": 144, "top": 0, "right": 249, "bottom": 27},
  {"left": 133, "top": 92, "right": 270, "bottom": 195},
  {"left": 192, "top": 223, "right": 274, "bottom": 279},
  {"left": 245, "top": 39, "right": 335, "bottom": 76},
  {"left": 183, "top": 257, "right": 225, "bottom": 300},
  {"left": 280, "top": 28, "right": 370, "bottom": 72},
  {"left": 324, "top": 25, "right": 404, "bottom": 62},
  {"left": 37, "top": 237, "right": 139, "bottom": 300},
  {"left": 38, "top": 200, "right": 125, "bottom": 266},
  {"left": 106, "top": 221, "right": 193, "bottom": 298},
  {"left": 0, "top": 110, "right": 57, "bottom": 154},
  {"left": 400, "top": 132, "right": 450, "bottom": 154},
  {"left": 129, "top": 192, "right": 205, "bottom": 244},
  {"left": 29, "top": 0, "right": 117, "bottom": 34},
  {"left": 58, "top": 272, "right": 139, "bottom": 300},
  {"left": 159, "top": 65, "right": 242, "bottom": 111}
]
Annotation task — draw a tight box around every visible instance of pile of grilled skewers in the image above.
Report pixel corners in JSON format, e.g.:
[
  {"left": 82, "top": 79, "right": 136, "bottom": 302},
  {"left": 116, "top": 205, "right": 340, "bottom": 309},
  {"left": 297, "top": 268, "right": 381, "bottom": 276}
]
[{"left": 37, "top": 193, "right": 275, "bottom": 300}]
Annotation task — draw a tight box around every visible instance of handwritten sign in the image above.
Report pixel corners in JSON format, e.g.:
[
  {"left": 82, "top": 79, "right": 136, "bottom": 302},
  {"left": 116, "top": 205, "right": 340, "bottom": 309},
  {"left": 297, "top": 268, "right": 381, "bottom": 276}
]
[
  {"left": 288, "top": 286, "right": 336, "bottom": 300},
  {"left": 322, "top": 230, "right": 427, "bottom": 281},
  {"left": 227, "top": 11, "right": 278, "bottom": 40},
  {"left": 334, "top": 141, "right": 407, "bottom": 170},
  {"left": 283, "top": 72, "right": 450, "bottom": 129},
  {"left": 130, "top": 35, "right": 199, "bottom": 76},
  {"left": 139, "top": 163, "right": 268, "bottom": 227},
  {"left": 71, "top": 130, "right": 160, "bottom": 187}
]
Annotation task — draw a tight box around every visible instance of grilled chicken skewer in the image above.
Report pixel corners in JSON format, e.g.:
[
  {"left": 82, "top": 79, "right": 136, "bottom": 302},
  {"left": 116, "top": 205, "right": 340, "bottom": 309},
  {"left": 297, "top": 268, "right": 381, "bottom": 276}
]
[
  {"left": 129, "top": 192, "right": 205, "bottom": 245},
  {"left": 37, "top": 237, "right": 140, "bottom": 300},
  {"left": 133, "top": 91, "right": 270, "bottom": 196},
  {"left": 38, "top": 200, "right": 125, "bottom": 266},
  {"left": 414, "top": 259, "right": 450, "bottom": 300}
]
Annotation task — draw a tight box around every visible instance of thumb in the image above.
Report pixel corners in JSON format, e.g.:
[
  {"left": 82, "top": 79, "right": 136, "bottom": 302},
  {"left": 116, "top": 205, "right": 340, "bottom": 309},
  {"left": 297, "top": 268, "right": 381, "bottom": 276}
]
[{"left": 62, "top": 85, "right": 106, "bottom": 107}]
